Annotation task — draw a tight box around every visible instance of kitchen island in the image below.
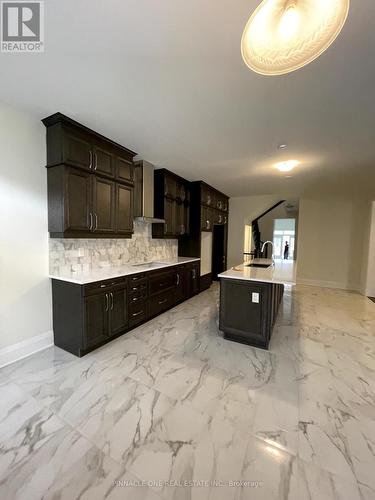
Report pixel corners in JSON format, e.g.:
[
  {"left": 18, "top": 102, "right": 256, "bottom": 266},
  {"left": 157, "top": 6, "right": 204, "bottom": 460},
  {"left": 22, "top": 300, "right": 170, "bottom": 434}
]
[{"left": 218, "top": 259, "right": 296, "bottom": 349}]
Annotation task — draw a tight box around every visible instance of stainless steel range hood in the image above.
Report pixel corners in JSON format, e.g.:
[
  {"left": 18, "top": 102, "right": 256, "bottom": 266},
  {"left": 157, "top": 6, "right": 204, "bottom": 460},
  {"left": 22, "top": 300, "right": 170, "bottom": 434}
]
[{"left": 134, "top": 160, "right": 165, "bottom": 224}]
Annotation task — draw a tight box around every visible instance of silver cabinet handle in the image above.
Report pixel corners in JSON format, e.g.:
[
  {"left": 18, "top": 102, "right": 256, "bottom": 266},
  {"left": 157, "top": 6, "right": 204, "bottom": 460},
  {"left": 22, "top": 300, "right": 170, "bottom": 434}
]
[
  {"left": 218, "top": 215, "right": 222, "bottom": 223},
  {"left": 176, "top": 273, "right": 180, "bottom": 286},
  {"left": 110, "top": 292, "right": 114, "bottom": 310},
  {"left": 158, "top": 298, "right": 168, "bottom": 305},
  {"left": 94, "top": 152, "right": 98, "bottom": 171},
  {"left": 105, "top": 293, "right": 109, "bottom": 312},
  {"left": 93, "top": 213, "right": 98, "bottom": 231},
  {"left": 132, "top": 310, "right": 143, "bottom": 317},
  {"left": 89, "top": 151, "right": 93, "bottom": 170},
  {"left": 89, "top": 212, "right": 93, "bottom": 231},
  {"left": 192, "top": 269, "right": 196, "bottom": 279}
]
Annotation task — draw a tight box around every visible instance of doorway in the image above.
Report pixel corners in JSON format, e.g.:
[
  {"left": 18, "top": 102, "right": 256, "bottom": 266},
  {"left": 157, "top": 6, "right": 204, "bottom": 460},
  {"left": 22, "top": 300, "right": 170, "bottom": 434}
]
[{"left": 273, "top": 219, "right": 296, "bottom": 260}]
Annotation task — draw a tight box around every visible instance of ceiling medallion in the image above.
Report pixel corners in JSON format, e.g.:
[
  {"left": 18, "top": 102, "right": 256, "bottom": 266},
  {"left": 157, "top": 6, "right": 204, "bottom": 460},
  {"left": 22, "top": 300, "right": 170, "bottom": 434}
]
[{"left": 241, "top": 0, "right": 350, "bottom": 76}]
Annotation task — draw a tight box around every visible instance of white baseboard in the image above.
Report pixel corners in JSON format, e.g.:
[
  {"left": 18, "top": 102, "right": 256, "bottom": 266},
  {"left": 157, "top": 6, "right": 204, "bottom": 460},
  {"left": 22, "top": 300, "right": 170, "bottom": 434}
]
[
  {"left": 296, "top": 278, "right": 360, "bottom": 292},
  {"left": 0, "top": 331, "right": 54, "bottom": 369}
]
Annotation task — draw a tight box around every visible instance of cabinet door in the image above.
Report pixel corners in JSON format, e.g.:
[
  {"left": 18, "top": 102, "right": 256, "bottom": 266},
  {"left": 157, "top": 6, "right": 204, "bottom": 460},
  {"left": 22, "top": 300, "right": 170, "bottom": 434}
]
[
  {"left": 109, "top": 286, "right": 128, "bottom": 337},
  {"left": 116, "top": 183, "right": 134, "bottom": 234},
  {"left": 84, "top": 293, "right": 109, "bottom": 349},
  {"left": 175, "top": 267, "right": 187, "bottom": 303},
  {"left": 93, "top": 145, "right": 114, "bottom": 177},
  {"left": 164, "top": 175, "right": 177, "bottom": 199},
  {"left": 213, "top": 210, "right": 223, "bottom": 225},
  {"left": 201, "top": 185, "right": 213, "bottom": 206},
  {"left": 187, "top": 263, "right": 200, "bottom": 297},
  {"left": 63, "top": 133, "right": 92, "bottom": 171},
  {"left": 116, "top": 156, "right": 134, "bottom": 184},
  {"left": 200, "top": 206, "right": 213, "bottom": 232},
  {"left": 65, "top": 169, "right": 92, "bottom": 233},
  {"left": 175, "top": 202, "right": 185, "bottom": 236},
  {"left": 164, "top": 198, "right": 176, "bottom": 236},
  {"left": 92, "top": 177, "right": 116, "bottom": 233},
  {"left": 191, "top": 263, "right": 200, "bottom": 294}
]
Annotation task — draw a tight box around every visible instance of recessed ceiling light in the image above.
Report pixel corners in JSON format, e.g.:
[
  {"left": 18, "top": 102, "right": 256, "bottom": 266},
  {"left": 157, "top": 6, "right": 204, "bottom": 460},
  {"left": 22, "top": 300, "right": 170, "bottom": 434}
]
[
  {"left": 275, "top": 160, "right": 300, "bottom": 172},
  {"left": 278, "top": 144, "right": 287, "bottom": 150},
  {"left": 241, "top": 0, "right": 350, "bottom": 76}
]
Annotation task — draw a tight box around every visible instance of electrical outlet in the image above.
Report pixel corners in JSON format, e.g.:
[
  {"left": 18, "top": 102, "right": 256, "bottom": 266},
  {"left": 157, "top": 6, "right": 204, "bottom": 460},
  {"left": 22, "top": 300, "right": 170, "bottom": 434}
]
[{"left": 252, "top": 292, "right": 260, "bottom": 303}]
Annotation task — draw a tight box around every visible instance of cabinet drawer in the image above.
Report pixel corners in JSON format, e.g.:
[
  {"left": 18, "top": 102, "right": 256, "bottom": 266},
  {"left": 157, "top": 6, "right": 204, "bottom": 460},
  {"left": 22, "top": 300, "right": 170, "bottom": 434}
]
[
  {"left": 149, "top": 270, "right": 176, "bottom": 296},
  {"left": 149, "top": 290, "right": 174, "bottom": 317},
  {"left": 128, "top": 291, "right": 148, "bottom": 305},
  {"left": 128, "top": 279, "right": 148, "bottom": 295},
  {"left": 84, "top": 278, "right": 126, "bottom": 296},
  {"left": 129, "top": 273, "right": 146, "bottom": 283},
  {"left": 128, "top": 301, "right": 148, "bottom": 327}
]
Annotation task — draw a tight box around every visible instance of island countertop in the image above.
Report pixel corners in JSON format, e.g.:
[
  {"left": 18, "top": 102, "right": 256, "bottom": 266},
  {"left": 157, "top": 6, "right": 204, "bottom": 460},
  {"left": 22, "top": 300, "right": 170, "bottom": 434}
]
[
  {"left": 218, "top": 259, "right": 296, "bottom": 286},
  {"left": 49, "top": 257, "right": 200, "bottom": 285}
]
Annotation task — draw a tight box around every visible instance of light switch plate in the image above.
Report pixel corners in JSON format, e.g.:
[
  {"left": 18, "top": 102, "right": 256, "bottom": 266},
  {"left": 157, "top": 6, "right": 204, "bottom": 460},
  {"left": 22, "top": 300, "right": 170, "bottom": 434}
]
[{"left": 252, "top": 292, "right": 260, "bottom": 303}]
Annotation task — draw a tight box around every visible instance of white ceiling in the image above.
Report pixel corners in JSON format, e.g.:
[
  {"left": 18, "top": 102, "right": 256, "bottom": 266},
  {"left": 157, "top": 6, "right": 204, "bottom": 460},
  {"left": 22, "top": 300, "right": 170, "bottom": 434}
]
[{"left": 1, "top": 0, "right": 375, "bottom": 198}]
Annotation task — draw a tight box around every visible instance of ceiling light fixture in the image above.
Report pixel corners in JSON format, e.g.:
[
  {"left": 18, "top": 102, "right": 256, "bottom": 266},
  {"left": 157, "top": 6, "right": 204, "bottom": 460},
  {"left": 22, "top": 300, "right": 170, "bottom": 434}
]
[
  {"left": 278, "top": 144, "right": 287, "bottom": 150},
  {"left": 241, "top": 0, "right": 350, "bottom": 76},
  {"left": 275, "top": 160, "right": 299, "bottom": 172}
]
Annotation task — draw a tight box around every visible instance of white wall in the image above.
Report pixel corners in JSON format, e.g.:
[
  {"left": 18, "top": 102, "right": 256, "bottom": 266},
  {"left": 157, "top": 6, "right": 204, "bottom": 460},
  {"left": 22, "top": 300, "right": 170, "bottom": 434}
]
[
  {"left": 363, "top": 201, "right": 375, "bottom": 297},
  {"left": 0, "top": 102, "right": 52, "bottom": 362},
  {"left": 297, "top": 197, "right": 370, "bottom": 291}
]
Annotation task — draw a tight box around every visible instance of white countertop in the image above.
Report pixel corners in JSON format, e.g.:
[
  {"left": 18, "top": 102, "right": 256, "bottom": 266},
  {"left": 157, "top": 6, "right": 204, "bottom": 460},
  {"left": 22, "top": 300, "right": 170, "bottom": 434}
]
[
  {"left": 49, "top": 257, "right": 200, "bottom": 285},
  {"left": 218, "top": 259, "right": 296, "bottom": 285}
]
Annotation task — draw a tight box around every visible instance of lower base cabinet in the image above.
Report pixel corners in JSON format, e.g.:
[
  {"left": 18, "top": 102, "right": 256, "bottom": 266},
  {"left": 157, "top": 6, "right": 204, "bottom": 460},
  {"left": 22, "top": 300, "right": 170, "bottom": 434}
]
[
  {"left": 219, "top": 278, "right": 284, "bottom": 350},
  {"left": 52, "top": 261, "right": 200, "bottom": 357}
]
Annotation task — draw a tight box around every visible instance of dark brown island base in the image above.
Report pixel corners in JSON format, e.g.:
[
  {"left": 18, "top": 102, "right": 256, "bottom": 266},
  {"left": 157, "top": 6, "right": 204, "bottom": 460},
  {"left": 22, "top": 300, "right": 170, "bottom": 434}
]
[
  {"left": 218, "top": 259, "right": 296, "bottom": 350},
  {"left": 219, "top": 278, "right": 284, "bottom": 349}
]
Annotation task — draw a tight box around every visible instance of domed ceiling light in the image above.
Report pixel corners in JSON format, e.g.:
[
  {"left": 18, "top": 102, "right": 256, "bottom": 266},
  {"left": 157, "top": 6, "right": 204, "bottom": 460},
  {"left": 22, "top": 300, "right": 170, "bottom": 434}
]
[{"left": 241, "top": 0, "right": 350, "bottom": 76}]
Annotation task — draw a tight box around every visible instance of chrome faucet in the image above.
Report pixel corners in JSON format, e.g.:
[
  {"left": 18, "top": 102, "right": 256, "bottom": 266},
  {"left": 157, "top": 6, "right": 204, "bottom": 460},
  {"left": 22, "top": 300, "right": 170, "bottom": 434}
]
[{"left": 261, "top": 241, "right": 275, "bottom": 266}]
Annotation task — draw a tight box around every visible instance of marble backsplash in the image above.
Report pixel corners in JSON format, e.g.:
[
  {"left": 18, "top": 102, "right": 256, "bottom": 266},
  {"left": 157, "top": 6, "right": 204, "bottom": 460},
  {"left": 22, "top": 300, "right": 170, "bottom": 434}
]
[{"left": 49, "top": 221, "right": 178, "bottom": 275}]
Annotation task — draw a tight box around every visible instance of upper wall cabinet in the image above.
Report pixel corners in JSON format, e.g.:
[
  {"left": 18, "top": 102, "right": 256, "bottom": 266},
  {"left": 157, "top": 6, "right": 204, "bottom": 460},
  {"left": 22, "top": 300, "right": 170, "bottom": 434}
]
[
  {"left": 152, "top": 169, "right": 191, "bottom": 239},
  {"left": 43, "top": 113, "right": 137, "bottom": 238}
]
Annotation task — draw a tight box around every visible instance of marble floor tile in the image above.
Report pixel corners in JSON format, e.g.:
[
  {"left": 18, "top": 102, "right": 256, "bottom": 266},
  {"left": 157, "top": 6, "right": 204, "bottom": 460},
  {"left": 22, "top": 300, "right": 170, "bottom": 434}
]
[
  {"left": 0, "top": 381, "right": 133, "bottom": 500},
  {"left": 298, "top": 398, "right": 375, "bottom": 495},
  {"left": 0, "top": 282, "right": 375, "bottom": 500}
]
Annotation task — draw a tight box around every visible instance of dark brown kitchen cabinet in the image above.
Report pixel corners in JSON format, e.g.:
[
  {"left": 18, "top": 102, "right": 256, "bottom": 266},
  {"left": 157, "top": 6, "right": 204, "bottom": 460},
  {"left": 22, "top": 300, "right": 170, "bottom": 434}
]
[
  {"left": 65, "top": 168, "right": 92, "bottom": 233},
  {"left": 164, "top": 175, "right": 177, "bottom": 199},
  {"left": 92, "top": 177, "right": 116, "bottom": 233},
  {"left": 116, "top": 183, "right": 133, "bottom": 234},
  {"left": 186, "top": 262, "right": 200, "bottom": 296},
  {"left": 84, "top": 284, "right": 128, "bottom": 348},
  {"left": 153, "top": 169, "right": 190, "bottom": 239},
  {"left": 51, "top": 260, "right": 201, "bottom": 357},
  {"left": 93, "top": 143, "right": 115, "bottom": 178},
  {"left": 84, "top": 292, "right": 109, "bottom": 349},
  {"left": 220, "top": 279, "right": 284, "bottom": 350},
  {"left": 175, "top": 265, "right": 187, "bottom": 303},
  {"left": 43, "top": 113, "right": 137, "bottom": 238},
  {"left": 62, "top": 131, "right": 93, "bottom": 171},
  {"left": 110, "top": 286, "right": 128, "bottom": 337},
  {"left": 200, "top": 205, "right": 213, "bottom": 232},
  {"left": 116, "top": 155, "right": 134, "bottom": 184},
  {"left": 149, "top": 268, "right": 176, "bottom": 296},
  {"left": 164, "top": 197, "right": 177, "bottom": 237}
]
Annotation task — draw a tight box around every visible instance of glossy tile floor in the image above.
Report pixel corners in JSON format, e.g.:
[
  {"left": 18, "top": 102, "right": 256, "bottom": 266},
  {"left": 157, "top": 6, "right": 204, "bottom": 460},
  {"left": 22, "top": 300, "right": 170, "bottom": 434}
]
[{"left": 1, "top": 283, "right": 375, "bottom": 500}]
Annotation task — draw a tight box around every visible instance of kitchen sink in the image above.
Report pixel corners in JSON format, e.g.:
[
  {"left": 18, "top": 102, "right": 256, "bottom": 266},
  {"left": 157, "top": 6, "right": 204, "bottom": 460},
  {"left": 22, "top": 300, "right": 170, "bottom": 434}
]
[
  {"left": 246, "top": 263, "right": 271, "bottom": 269},
  {"left": 131, "top": 261, "right": 169, "bottom": 268}
]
